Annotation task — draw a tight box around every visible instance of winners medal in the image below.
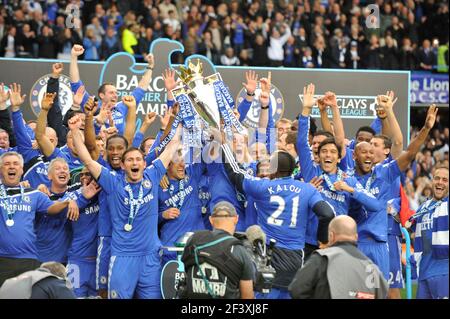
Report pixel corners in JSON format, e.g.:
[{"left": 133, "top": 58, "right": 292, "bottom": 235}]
[
  {"left": 124, "top": 223, "right": 133, "bottom": 232},
  {"left": 6, "top": 219, "right": 14, "bottom": 227}
]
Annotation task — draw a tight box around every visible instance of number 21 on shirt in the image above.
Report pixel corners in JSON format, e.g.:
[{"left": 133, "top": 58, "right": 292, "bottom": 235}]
[{"left": 267, "top": 195, "right": 299, "bottom": 228}]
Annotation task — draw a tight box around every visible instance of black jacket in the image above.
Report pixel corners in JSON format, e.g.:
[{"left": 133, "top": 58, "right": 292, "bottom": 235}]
[{"left": 288, "top": 241, "right": 359, "bottom": 299}]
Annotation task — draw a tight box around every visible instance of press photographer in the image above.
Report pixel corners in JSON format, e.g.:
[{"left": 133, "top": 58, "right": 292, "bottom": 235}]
[{"left": 179, "top": 201, "right": 255, "bottom": 299}]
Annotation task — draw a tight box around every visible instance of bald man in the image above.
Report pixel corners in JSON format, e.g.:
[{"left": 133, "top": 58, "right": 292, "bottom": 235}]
[{"left": 288, "top": 216, "right": 388, "bottom": 299}]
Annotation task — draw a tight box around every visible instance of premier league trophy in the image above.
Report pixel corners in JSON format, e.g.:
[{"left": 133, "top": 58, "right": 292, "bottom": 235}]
[{"left": 170, "top": 59, "right": 247, "bottom": 149}]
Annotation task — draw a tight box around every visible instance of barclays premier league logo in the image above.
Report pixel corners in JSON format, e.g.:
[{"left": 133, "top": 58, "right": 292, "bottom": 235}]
[
  {"left": 29, "top": 74, "right": 73, "bottom": 117},
  {"left": 299, "top": 94, "right": 378, "bottom": 119},
  {"left": 236, "top": 84, "right": 284, "bottom": 129}
]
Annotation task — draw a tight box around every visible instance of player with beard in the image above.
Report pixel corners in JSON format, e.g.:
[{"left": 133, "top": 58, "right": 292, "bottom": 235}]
[
  {"left": 410, "top": 165, "right": 448, "bottom": 299},
  {"left": 351, "top": 104, "right": 439, "bottom": 280}
]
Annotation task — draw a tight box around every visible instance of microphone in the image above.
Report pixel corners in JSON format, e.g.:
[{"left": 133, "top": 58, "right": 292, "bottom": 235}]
[
  {"left": 246, "top": 225, "right": 267, "bottom": 257},
  {"left": 267, "top": 239, "right": 276, "bottom": 266}
]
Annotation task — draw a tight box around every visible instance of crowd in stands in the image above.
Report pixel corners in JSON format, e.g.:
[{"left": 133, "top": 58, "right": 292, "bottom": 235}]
[{"left": 0, "top": 0, "right": 448, "bottom": 70}]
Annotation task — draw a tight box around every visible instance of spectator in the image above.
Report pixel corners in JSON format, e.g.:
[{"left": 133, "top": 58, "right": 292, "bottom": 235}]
[
  {"left": 183, "top": 25, "right": 200, "bottom": 58},
  {"left": 208, "top": 18, "right": 223, "bottom": 54},
  {"left": 36, "top": 25, "right": 56, "bottom": 59},
  {"left": 122, "top": 23, "right": 139, "bottom": 55},
  {"left": 163, "top": 10, "right": 181, "bottom": 33},
  {"left": 220, "top": 47, "right": 240, "bottom": 66},
  {"left": 267, "top": 22, "right": 292, "bottom": 67},
  {"left": 0, "top": 16, "right": 6, "bottom": 41},
  {"left": 302, "top": 46, "right": 315, "bottom": 68},
  {"left": 346, "top": 41, "right": 361, "bottom": 69},
  {"left": 417, "top": 39, "right": 437, "bottom": 71},
  {"left": 251, "top": 34, "right": 269, "bottom": 66},
  {"left": 284, "top": 36, "right": 298, "bottom": 67},
  {"left": 381, "top": 35, "right": 400, "bottom": 70},
  {"left": 295, "top": 27, "right": 308, "bottom": 51},
  {"left": 231, "top": 15, "right": 246, "bottom": 55},
  {"left": 137, "top": 27, "right": 153, "bottom": 61},
  {"left": 198, "top": 30, "right": 219, "bottom": 65},
  {"left": 83, "top": 29, "right": 101, "bottom": 61},
  {"left": 0, "top": 26, "right": 18, "bottom": 58},
  {"left": 312, "top": 35, "right": 331, "bottom": 68},
  {"left": 101, "top": 27, "right": 122, "bottom": 60},
  {"left": 159, "top": 0, "right": 179, "bottom": 20},
  {"left": 404, "top": 11, "right": 420, "bottom": 46},
  {"left": 364, "top": 35, "right": 383, "bottom": 69},
  {"left": 239, "top": 49, "right": 251, "bottom": 67},
  {"left": 57, "top": 28, "right": 80, "bottom": 61},
  {"left": 86, "top": 17, "right": 105, "bottom": 44},
  {"left": 399, "top": 37, "right": 417, "bottom": 70},
  {"left": 386, "top": 16, "right": 405, "bottom": 46}
]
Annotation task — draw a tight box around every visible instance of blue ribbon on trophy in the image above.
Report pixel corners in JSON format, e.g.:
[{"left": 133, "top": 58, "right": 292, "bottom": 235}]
[{"left": 171, "top": 59, "right": 246, "bottom": 151}]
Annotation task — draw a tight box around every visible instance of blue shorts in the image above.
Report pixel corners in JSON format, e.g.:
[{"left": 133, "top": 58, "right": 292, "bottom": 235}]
[
  {"left": 255, "top": 288, "right": 291, "bottom": 299},
  {"left": 67, "top": 258, "right": 97, "bottom": 298},
  {"left": 358, "top": 240, "right": 389, "bottom": 281},
  {"left": 387, "top": 234, "right": 404, "bottom": 288},
  {"left": 96, "top": 236, "right": 111, "bottom": 290},
  {"left": 108, "top": 254, "right": 162, "bottom": 299},
  {"left": 417, "top": 275, "right": 449, "bottom": 299},
  {"left": 161, "top": 250, "right": 177, "bottom": 267}
]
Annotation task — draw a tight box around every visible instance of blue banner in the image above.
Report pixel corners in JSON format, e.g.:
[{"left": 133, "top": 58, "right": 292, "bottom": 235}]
[{"left": 411, "top": 72, "right": 449, "bottom": 105}]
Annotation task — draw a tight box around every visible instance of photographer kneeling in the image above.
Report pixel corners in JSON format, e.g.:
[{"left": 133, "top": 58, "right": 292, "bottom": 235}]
[{"left": 180, "top": 201, "right": 255, "bottom": 299}]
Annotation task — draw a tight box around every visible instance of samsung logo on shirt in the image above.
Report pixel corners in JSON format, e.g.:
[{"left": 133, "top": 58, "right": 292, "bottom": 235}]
[
  {"left": 0, "top": 203, "right": 32, "bottom": 212},
  {"left": 268, "top": 184, "right": 303, "bottom": 195},
  {"left": 320, "top": 189, "right": 346, "bottom": 203},
  {"left": 36, "top": 167, "right": 48, "bottom": 175},
  {"left": 84, "top": 204, "right": 100, "bottom": 215},
  {"left": 369, "top": 187, "right": 380, "bottom": 195},
  {"left": 164, "top": 185, "right": 194, "bottom": 207},
  {"left": 123, "top": 193, "right": 154, "bottom": 205}
]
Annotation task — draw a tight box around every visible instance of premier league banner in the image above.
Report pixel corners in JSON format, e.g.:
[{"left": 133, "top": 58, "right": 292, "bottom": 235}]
[{"left": 0, "top": 39, "right": 410, "bottom": 144}]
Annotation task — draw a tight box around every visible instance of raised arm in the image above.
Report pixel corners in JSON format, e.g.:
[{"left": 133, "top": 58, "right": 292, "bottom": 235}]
[
  {"left": 0, "top": 83, "right": 16, "bottom": 147},
  {"left": 138, "top": 53, "right": 155, "bottom": 90},
  {"left": 139, "top": 112, "right": 157, "bottom": 135},
  {"left": 70, "top": 45, "right": 84, "bottom": 83},
  {"left": 122, "top": 95, "right": 137, "bottom": 146},
  {"left": 324, "top": 92, "right": 346, "bottom": 158},
  {"left": 257, "top": 72, "right": 271, "bottom": 131},
  {"left": 297, "top": 83, "right": 318, "bottom": 182},
  {"left": 72, "top": 127, "right": 102, "bottom": 179},
  {"left": 9, "top": 83, "right": 40, "bottom": 160},
  {"left": 35, "top": 93, "right": 57, "bottom": 157},
  {"left": 157, "top": 124, "right": 182, "bottom": 168},
  {"left": 82, "top": 96, "right": 100, "bottom": 160},
  {"left": 46, "top": 63, "right": 67, "bottom": 147},
  {"left": 396, "top": 105, "right": 438, "bottom": 172},
  {"left": 318, "top": 97, "right": 333, "bottom": 134},
  {"left": 377, "top": 91, "right": 403, "bottom": 159},
  {"left": 162, "top": 68, "right": 178, "bottom": 102}
]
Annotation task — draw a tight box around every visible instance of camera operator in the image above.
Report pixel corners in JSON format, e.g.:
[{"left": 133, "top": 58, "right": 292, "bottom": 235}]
[{"left": 180, "top": 201, "right": 255, "bottom": 299}]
